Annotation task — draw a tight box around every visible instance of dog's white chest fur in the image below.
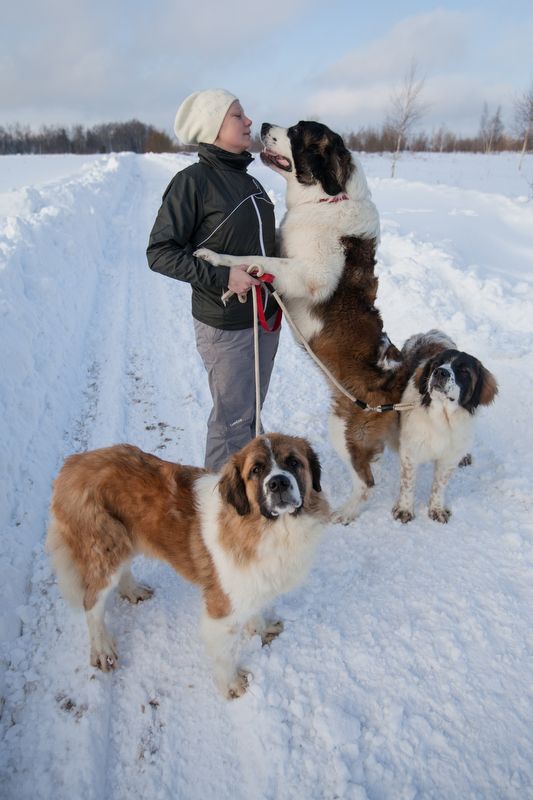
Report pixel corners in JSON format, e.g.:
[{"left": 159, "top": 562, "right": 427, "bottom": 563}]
[
  {"left": 197, "top": 475, "right": 322, "bottom": 621},
  {"left": 400, "top": 379, "right": 474, "bottom": 464}
]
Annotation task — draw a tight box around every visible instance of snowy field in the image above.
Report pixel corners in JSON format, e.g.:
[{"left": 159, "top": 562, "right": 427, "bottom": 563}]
[{"left": 1, "top": 149, "right": 532, "bottom": 800}]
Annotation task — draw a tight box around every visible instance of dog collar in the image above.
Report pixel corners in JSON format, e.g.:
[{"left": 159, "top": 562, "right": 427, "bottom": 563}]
[{"left": 318, "top": 194, "right": 349, "bottom": 203}]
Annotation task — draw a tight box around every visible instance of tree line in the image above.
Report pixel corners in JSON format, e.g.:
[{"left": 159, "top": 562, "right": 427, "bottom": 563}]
[
  {"left": 1, "top": 79, "right": 532, "bottom": 158},
  {"left": 0, "top": 119, "right": 177, "bottom": 155}
]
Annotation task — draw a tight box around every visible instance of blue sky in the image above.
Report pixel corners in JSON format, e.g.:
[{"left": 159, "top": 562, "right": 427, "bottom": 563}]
[{"left": 1, "top": 0, "right": 532, "bottom": 136}]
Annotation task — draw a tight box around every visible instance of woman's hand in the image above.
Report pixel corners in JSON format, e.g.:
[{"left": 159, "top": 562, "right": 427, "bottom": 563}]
[{"left": 228, "top": 265, "right": 260, "bottom": 302}]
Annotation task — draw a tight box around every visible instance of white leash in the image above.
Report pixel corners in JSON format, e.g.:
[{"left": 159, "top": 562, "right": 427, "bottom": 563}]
[
  {"left": 252, "top": 285, "right": 261, "bottom": 437},
  {"left": 222, "top": 265, "right": 268, "bottom": 438},
  {"left": 267, "top": 289, "right": 416, "bottom": 414},
  {"left": 225, "top": 267, "right": 416, "bottom": 421}
]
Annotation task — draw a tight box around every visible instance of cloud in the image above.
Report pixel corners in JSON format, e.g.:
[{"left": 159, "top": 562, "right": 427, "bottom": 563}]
[
  {"left": 299, "top": 9, "right": 519, "bottom": 135},
  {"left": 0, "top": 0, "right": 317, "bottom": 126},
  {"left": 318, "top": 9, "right": 470, "bottom": 89}
]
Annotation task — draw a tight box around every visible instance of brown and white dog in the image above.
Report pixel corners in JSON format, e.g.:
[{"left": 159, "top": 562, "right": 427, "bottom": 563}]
[
  {"left": 195, "top": 121, "right": 407, "bottom": 523},
  {"left": 46, "top": 434, "right": 329, "bottom": 699},
  {"left": 393, "top": 331, "right": 498, "bottom": 524}
]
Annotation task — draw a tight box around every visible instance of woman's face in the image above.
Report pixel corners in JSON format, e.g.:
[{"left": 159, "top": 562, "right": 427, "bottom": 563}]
[{"left": 214, "top": 101, "right": 252, "bottom": 153}]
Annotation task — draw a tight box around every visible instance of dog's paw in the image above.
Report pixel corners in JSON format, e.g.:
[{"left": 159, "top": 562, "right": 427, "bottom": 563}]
[
  {"left": 119, "top": 583, "right": 154, "bottom": 604},
  {"left": 226, "top": 669, "right": 250, "bottom": 700},
  {"left": 428, "top": 506, "right": 451, "bottom": 523},
  {"left": 331, "top": 508, "right": 357, "bottom": 525},
  {"left": 261, "top": 620, "right": 284, "bottom": 647},
  {"left": 458, "top": 453, "right": 472, "bottom": 468},
  {"left": 193, "top": 247, "right": 219, "bottom": 264},
  {"left": 392, "top": 504, "right": 415, "bottom": 524},
  {"left": 91, "top": 639, "right": 119, "bottom": 672},
  {"left": 331, "top": 496, "right": 365, "bottom": 525}
]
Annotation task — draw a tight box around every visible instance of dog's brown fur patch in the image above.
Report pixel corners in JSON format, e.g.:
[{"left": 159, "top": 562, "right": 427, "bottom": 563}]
[
  {"left": 49, "top": 445, "right": 222, "bottom": 610},
  {"left": 307, "top": 236, "right": 411, "bottom": 487}
]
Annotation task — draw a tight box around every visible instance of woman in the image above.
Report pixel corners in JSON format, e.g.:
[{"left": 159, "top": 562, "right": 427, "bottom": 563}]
[{"left": 147, "top": 89, "right": 280, "bottom": 472}]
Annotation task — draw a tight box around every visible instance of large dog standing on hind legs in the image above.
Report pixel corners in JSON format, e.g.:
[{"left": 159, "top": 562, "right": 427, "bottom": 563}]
[{"left": 195, "top": 120, "right": 411, "bottom": 524}]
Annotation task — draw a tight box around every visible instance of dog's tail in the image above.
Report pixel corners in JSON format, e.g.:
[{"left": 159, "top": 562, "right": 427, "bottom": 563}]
[{"left": 46, "top": 514, "right": 85, "bottom": 608}]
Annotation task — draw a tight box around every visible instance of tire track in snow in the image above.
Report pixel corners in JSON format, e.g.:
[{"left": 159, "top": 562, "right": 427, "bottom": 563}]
[{"left": 84, "top": 155, "right": 260, "bottom": 800}]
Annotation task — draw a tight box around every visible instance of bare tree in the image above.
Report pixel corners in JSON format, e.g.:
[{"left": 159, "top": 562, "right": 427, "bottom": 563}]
[
  {"left": 479, "top": 103, "right": 504, "bottom": 154},
  {"left": 514, "top": 83, "right": 533, "bottom": 170},
  {"left": 386, "top": 60, "right": 427, "bottom": 177}
]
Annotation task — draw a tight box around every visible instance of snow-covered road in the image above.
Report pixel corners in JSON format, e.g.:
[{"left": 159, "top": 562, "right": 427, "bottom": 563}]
[{"left": 1, "top": 151, "right": 532, "bottom": 799}]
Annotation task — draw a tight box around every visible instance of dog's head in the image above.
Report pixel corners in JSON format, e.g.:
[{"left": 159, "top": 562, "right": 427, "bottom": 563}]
[
  {"left": 218, "top": 433, "right": 322, "bottom": 519},
  {"left": 260, "top": 120, "right": 354, "bottom": 196},
  {"left": 416, "top": 349, "right": 498, "bottom": 413}
]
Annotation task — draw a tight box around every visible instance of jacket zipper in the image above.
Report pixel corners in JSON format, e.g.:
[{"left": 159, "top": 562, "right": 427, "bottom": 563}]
[{"left": 251, "top": 195, "right": 266, "bottom": 256}]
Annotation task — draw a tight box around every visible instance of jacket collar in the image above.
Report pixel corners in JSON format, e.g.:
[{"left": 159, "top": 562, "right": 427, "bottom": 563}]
[{"left": 198, "top": 143, "right": 254, "bottom": 172}]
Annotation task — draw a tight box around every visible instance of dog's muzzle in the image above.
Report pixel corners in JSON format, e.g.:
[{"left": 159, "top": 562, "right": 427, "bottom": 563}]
[
  {"left": 260, "top": 122, "right": 292, "bottom": 172},
  {"left": 263, "top": 472, "right": 302, "bottom": 517},
  {"left": 430, "top": 366, "right": 451, "bottom": 390}
]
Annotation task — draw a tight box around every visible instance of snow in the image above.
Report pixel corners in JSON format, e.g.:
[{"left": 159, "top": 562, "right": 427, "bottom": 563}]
[{"left": 1, "top": 149, "right": 532, "bottom": 799}]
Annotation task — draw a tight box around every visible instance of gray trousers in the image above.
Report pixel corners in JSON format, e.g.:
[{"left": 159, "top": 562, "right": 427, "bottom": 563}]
[{"left": 193, "top": 318, "right": 280, "bottom": 472}]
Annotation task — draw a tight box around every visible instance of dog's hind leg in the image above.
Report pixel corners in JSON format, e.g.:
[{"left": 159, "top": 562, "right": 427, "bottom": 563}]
[
  {"left": 85, "top": 575, "right": 121, "bottom": 672},
  {"left": 329, "top": 413, "right": 373, "bottom": 524},
  {"left": 118, "top": 561, "right": 154, "bottom": 604}
]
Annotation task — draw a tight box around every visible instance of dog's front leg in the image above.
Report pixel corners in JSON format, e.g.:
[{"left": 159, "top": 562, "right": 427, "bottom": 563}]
[
  {"left": 194, "top": 247, "right": 278, "bottom": 271},
  {"left": 428, "top": 459, "right": 456, "bottom": 523},
  {"left": 200, "top": 609, "right": 250, "bottom": 699},
  {"left": 392, "top": 453, "right": 417, "bottom": 523},
  {"left": 194, "top": 248, "right": 315, "bottom": 300}
]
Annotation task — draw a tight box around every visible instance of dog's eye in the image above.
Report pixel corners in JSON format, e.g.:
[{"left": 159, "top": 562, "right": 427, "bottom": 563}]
[
  {"left": 250, "top": 464, "right": 263, "bottom": 478},
  {"left": 286, "top": 457, "right": 301, "bottom": 470}
]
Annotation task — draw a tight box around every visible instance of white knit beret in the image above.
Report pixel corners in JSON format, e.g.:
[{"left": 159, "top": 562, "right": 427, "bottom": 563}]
[{"left": 173, "top": 89, "right": 238, "bottom": 145}]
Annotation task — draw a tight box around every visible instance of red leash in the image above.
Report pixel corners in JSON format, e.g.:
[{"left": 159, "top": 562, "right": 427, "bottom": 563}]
[{"left": 253, "top": 272, "right": 282, "bottom": 332}]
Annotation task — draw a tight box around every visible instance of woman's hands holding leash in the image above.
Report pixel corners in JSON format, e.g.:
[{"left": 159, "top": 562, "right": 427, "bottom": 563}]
[{"left": 228, "top": 265, "right": 261, "bottom": 303}]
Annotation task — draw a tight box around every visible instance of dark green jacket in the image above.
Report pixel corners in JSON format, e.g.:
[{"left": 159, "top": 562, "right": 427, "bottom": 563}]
[{"left": 146, "top": 144, "right": 277, "bottom": 329}]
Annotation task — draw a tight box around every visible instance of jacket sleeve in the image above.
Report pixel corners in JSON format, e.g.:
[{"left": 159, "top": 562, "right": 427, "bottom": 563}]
[{"left": 146, "top": 170, "right": 230, "bottom": 289}]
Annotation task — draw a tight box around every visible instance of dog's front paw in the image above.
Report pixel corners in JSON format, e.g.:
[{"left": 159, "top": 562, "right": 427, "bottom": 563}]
[
  {"left": 226, "top": 669, "right": 250, "bottom": 700},
  {"left": 261, "top": 620, "right": 284, "bottom": 647},
  {"left": 91, "top": 639, "right": 119, "bottom": 672},
  {"left": 392, "top": 504, "right": 414, "bottom": 524},
  {"left": 428, "top": 506, "right": 451, "bottom": 523},
  {"left": 193, "top": 247, "right": 219, "bottom": 265}
]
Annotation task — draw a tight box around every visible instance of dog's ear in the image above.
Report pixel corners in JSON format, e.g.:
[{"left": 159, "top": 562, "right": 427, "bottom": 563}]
[
  {"left": 331, "top": 134, "right": 354, "bottom": 193},
  {"left": 479, "top": 367, "right": 498, "bottom": 406},
  {"left": 416, "top": 360, "right": 433, "bottom": 406},
  {"left": 315, "top": 134, "right": 354, "bottom": 195},
  {"left": 306, "top": 444, "right": 322, "bottom": 493},
  {"left": 218, "top": 459, "right": 250, "bottom": 516},
  {"left": 465, "top": 364, "right": 498, "bottom": 412}
]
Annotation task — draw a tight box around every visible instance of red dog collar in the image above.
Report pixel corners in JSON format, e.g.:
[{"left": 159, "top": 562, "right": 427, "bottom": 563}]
[{"left": 318, "top": 194, "right": 349, "bottom": 203}]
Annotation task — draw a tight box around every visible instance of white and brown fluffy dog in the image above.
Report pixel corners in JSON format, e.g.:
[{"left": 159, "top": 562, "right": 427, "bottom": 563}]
[
  {"left": 195, "top": 121, "right": 408, "bottom": 523},
  {"left": 46, "top": 434, "right": 329, "bottom": 699},
  {"left": 392, "top": 331, "right": 498, "bottom": 524}
]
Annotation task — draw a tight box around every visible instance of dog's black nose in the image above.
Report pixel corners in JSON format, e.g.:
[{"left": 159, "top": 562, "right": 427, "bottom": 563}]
[
  {"left": 267, "top": 474, "right": 291, "bottom": 493},
  {"left": 261, "top": 122, "right": 272, "bottom": 138},
  {"left": 434, "top": 366, "right": 450, "bottom": 380}
]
